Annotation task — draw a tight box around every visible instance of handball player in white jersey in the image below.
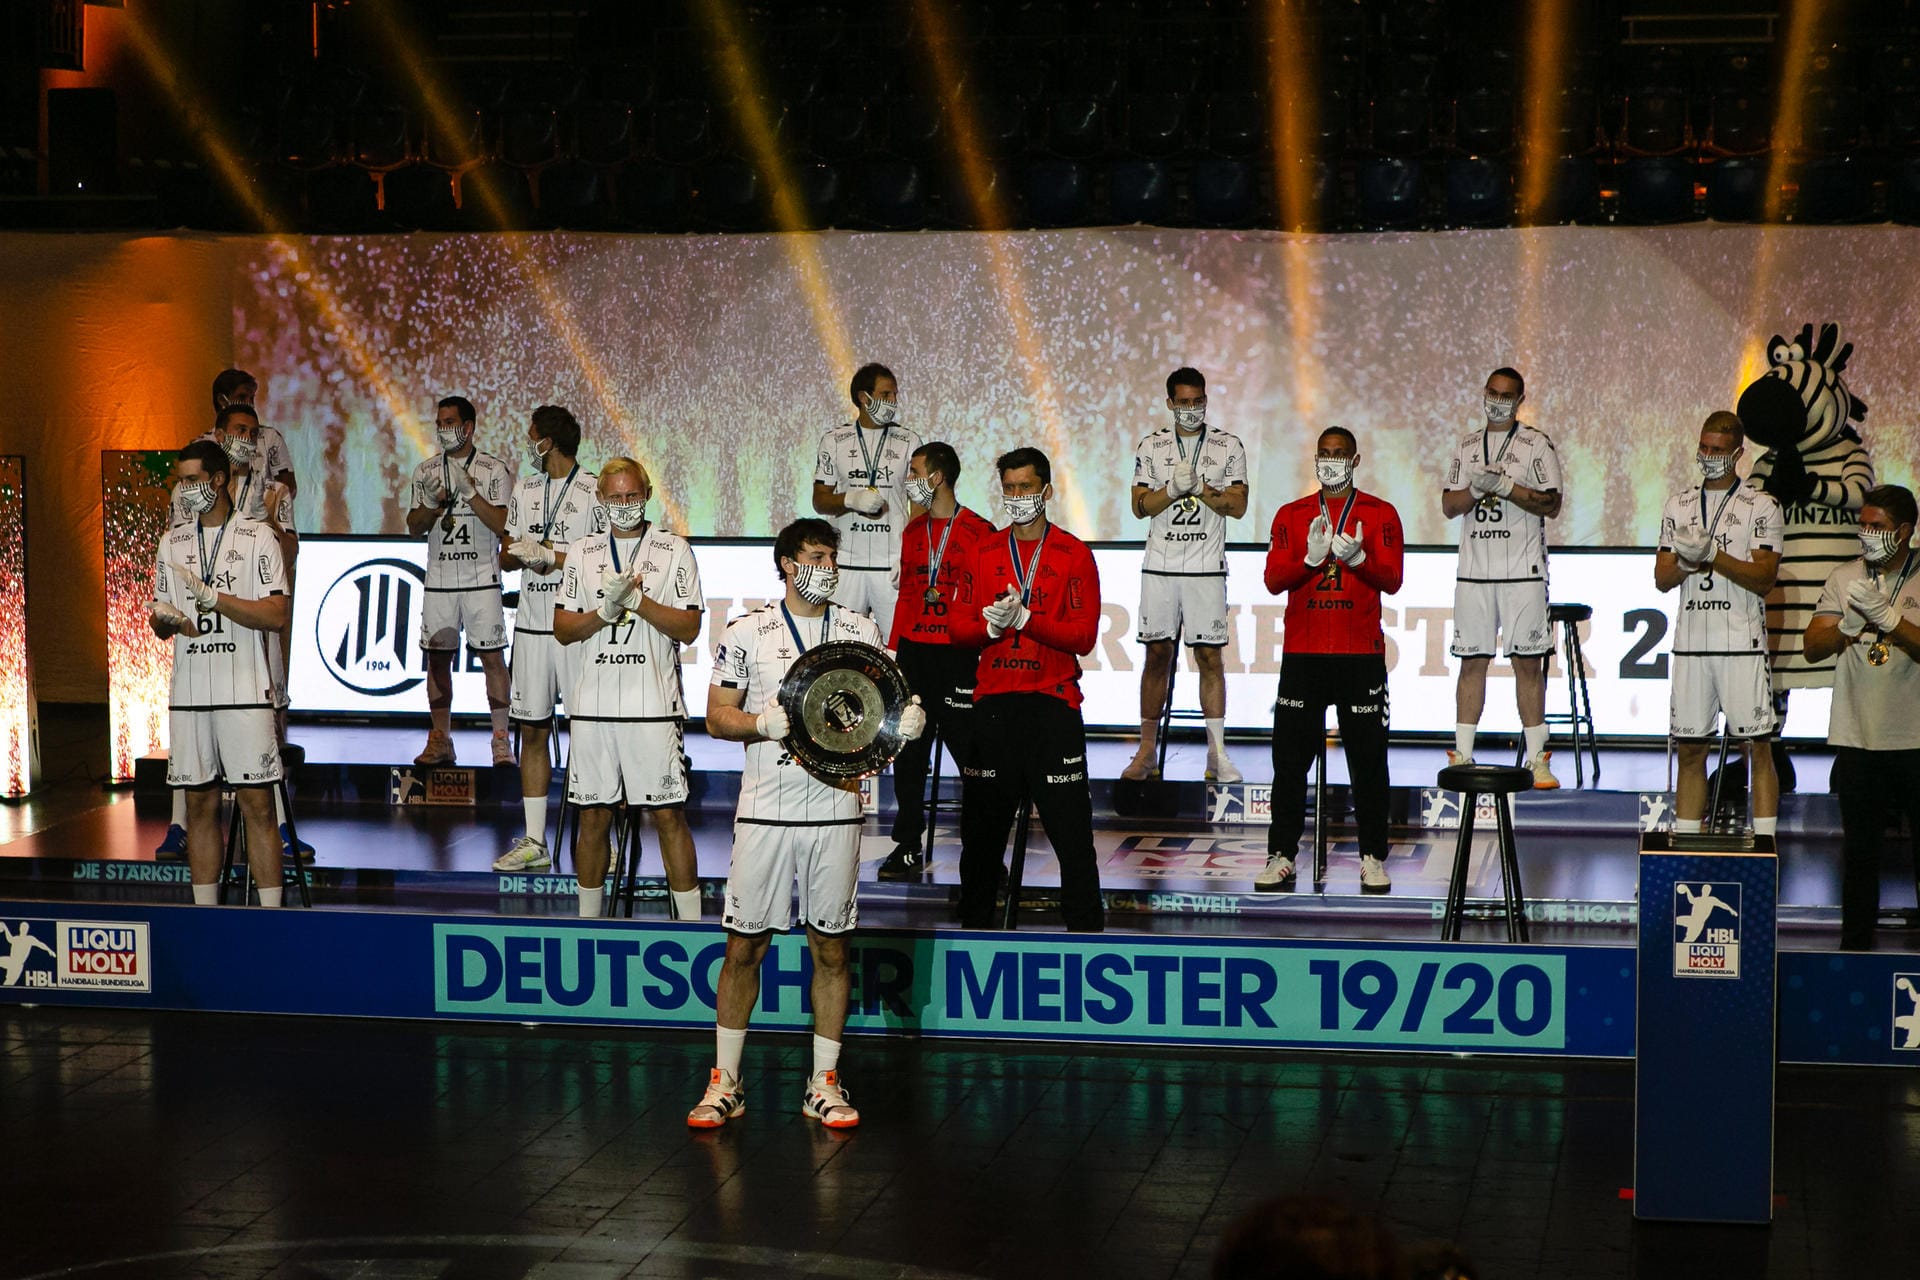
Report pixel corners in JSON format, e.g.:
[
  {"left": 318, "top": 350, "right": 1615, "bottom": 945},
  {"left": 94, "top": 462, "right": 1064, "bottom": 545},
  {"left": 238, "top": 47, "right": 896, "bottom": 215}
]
[
  {"left": 1440, "top": 366, "right": 1564, "bottom": 788},
  {"left": 147, "top": 440, "right": 290, "bottom": 906},
  {"left": 811, "top": 362, "right": 923, "bottom": 642},
  {"left": 1655, "top": 411, "right": 1782, "bottom": 835},
  {"left": 404, "top": 395, "right": 514, "bottom": 768},
  {"left": 495, "top": 406, "right": 606, "bottom": 873},
  {"left": 552, "top": 458, "right": 704, "bottom": 920},
  {"left": 1122, "top": 366, "right": 1250, "bottom": 783},
  {"left": 692, "top": 518, "right": 927, "bottom": 1131}
]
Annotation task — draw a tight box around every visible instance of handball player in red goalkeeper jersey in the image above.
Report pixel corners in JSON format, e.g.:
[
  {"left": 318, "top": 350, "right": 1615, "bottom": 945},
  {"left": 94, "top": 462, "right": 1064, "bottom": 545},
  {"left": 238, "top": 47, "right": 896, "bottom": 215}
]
[
  {"left": 951, "top": 448, "right": 1105, "bottom": 931},
  {"left": 1261, "top": 427, "right": 1405, "bottom": 894}
]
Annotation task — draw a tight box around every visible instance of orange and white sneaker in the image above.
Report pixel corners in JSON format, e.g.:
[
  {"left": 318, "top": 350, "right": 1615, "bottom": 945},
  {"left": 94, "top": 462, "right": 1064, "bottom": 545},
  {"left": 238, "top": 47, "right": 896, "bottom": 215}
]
[
  {"left": 414, "top": 729, "right": 455, "bottom": 766},
  {"left": 1446, "top": 749, "right": 1474, "bottom": 768},
  {"left": 1529, "top": 751, "right": 1561, "bottom": 790},
  {"left": 490, "top": 728, "right": 515, "bottom": 767},
  {"left": 800, "top": 1069, "right": 860, "bottom": 1129},
  {"left": 687, "top": 1068, "right": 746, "bottom": 1129}
]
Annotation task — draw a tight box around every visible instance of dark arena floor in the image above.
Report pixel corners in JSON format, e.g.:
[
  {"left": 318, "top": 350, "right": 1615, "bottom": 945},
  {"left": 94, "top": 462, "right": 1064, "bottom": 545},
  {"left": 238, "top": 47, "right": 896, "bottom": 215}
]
[{"left": 3, "top": 708, "right": 1918, "bottom": 1280}]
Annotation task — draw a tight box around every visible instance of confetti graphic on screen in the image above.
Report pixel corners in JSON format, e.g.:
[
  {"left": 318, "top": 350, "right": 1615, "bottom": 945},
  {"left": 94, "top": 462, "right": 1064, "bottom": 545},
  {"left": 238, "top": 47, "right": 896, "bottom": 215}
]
[
  {"left": 103, "top": 451, "right": 176, "bottom": 782},
  {"left": 0, "top": 457, "right": 27, "bottom": 797},
  {"left": 234, "top": 227, "right": 1920, "bottom": 546}
]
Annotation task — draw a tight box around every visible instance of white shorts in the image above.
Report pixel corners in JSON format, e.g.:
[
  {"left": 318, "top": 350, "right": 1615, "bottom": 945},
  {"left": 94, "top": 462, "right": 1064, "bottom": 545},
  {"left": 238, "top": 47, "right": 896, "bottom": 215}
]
[
  {"left": 566, "top": 718, "right": 688, "bottom": 807},
  {"left": 167, "top": 708, "right": 282, "bottom": 789},
  {"left": 723, "top": 820, "right": 861, "bottom": 935},
  {"left": 1451, "top": 579, "right": 1551, "bottom": 658},
  {"left": 829, "top": 567, "right": 896, "bottom": 649},
  {"left": 1137, "top": 572, "right": 1230, "bottom": 645},
  {"left": 421, "top": 587, "right": 507, "bottom": 652},
  {"left": 1671, "top": 653, "right": 1776, "bottom": 739},
  {"left": 509, "top": 631, "right": 576, "bottom": 723}
]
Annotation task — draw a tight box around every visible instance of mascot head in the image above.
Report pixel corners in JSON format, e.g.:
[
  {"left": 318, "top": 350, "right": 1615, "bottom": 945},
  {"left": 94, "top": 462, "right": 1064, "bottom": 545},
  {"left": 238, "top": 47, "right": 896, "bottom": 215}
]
[{"left": 1736, "top": 322, "right": 1868, "bottom": 455}]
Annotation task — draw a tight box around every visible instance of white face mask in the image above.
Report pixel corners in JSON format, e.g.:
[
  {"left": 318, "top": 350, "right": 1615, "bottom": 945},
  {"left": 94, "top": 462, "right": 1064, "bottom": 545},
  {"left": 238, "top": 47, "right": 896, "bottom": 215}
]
[
  {"left": 437, "top": 426, "right": 468, "bottom": 452},
  {"left": 790, "top": 561, "right": 838, "bottom": 604},
  {"left": 1315, "top": 457, "right": 1353, "bottom": 489},
  {"left": 1004, "top": 493, "right": 1046, "bottom": 526},
  {"left": 1697, "top": 452, "right": 1736, "bottom": 481},
  {"left": 223, "top": 437, "right": 257, "bottom": 469},
  {"left": 175, "top": 481, "right": 218, "bottom": 515},
  {"left": 904, "top": 476, "right": 936, "bottom": 508},
  {"left": 1484, "top": 397, "right": 1518, "bottom": 425},
  {"left": 864, "top": 396, "right": 899, "bottom": 427},
  {"left": 1171, "top": 405, "right": 1206, "bottom": 431},
  {"left": 1861, "top": 529, "right": 1903, "bottom": 565},
  {"left": 605, "top": 497, "right": 646, "bottom": 531}
]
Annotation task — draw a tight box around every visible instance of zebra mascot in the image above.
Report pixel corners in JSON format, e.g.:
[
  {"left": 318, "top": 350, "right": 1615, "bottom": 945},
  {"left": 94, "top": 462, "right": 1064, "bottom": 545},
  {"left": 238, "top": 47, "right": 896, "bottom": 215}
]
[{"left": 1736, "top": 321, "right": 1877, "bottom": 790}]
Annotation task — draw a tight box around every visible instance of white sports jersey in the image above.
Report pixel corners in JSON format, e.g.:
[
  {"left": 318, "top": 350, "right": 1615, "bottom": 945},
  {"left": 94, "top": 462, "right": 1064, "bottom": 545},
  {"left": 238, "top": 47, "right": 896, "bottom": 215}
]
[
  {"left": 196, "top": 425, "right": 293, "bottom": 484},
  {"left": 153, "top": 515, "right": 286, "bottom": 710},
  {"left": 505, "top": 465, "right": 605, "bottom": 634},
  {"left": 558, "top": 526, "right": 703, "bottom": 719},
  {"left": 1443, "top": 422, "right": 1561, "bottom": 582},
  {"left": 813, "top": 421, "right": 923, "bottom": 570},
  {"left": 1659, "top": 484, "right": 1782, "bottom": 655},
  {"left": 712, "top": 603, "right": 884, "bottom": 824},
  {"left": 409, "top": 448, "right": 513, "bottom": 591},
  {"left": 226, "top": 471, "right": 293, "bottom": 530},
  {"left": 1131, "top": 425, "right": 1249, "bottom": 573}
]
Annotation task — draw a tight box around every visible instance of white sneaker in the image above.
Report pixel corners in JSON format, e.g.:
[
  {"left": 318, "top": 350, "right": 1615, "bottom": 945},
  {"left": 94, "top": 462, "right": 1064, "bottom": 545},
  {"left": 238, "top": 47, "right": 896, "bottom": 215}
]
[
  {"left": 1446, "top": 749, "right": 1474, "bottom": 767},
  {"left": 1530, "top": 751, "right": 1561, "bottom": 790},
  {"left": 800, "top": 1070, "right": 859, "bottom": 1129},
  {"left": 1205, "top": 753, "right": 1244, "bottom": 784},
  {"left": 1119, "top": 750, "right": 1159, "bottom": 781},
  {"left": 1253, "top": 853, "right": 1296, "bottom": 892},
  {"left": 492, "top": 835, "right": 551, "bottom": 872},
  {"left": 687, "top": 1068, "right": 746, "bottom": 1129},
  {"left": 1360, "top": 855, "right": 1391, "bottom": 893}
]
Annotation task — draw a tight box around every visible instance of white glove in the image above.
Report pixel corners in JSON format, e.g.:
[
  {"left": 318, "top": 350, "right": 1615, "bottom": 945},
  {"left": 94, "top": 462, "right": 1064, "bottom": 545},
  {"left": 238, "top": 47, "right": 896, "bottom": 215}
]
[
  {"left": 511, "top": 536, "right": 557, "bottom": 572},
  {"left": 596, "top": 567, "right": 638, "bottom": 622},
  {"left": 844, "top": 487, "right": 887, "bottom": 517},
  {"left": 149, "top": 600, "right": 191, "bottom": 633},
  {"left": 754, "top": 703, "right": 790, "bottom": 741},
  {"left": 1670, "top": 529, "right": 1714, "bottom": 568},
  {"left": 982, "top": 586, "right": 1022, "bottom": 639},
  {"left": 1172, "top": 461, "right": 1197, "bottom": 497},
  {"left": 898, "top": 695, "right": 927, "bottom": 740},
  {"left": 1304, "top": 514, "right": 1332, "bottom": 567},
  {"left": 888, "top": 557, "right": 902, "bottom": 591},
  {"left": 420, "top": 473, "right": 448, "bottom": 507},
  {"left": 172, "top": 558, "right": 218, "bottom": 612},
  {"left": 1847, "top": 577, "right": 1902, "bottom": 632},
  {"left": 448, "top": 467, "right": 477, "bottom": 502},
  {"left": 1331, "top": 520, "right": 1366, "bottom": 566},
  {"left": 1839, "top": 608, "right": 1868, "bottom": 638}
]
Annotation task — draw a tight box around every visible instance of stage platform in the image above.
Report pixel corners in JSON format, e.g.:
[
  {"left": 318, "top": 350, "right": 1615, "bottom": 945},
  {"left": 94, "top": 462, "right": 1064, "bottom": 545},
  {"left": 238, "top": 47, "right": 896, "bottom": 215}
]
[{"left": 2, "top": 722, "right": 1914, "bottom": 952}]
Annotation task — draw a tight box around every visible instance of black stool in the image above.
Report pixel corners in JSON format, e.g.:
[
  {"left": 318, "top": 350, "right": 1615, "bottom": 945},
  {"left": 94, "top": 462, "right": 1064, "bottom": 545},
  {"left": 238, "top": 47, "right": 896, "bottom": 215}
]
[
  {"left": 217, "top": 779, "right": 311, "bottom": 907},
  {"left": 1002, "top": 797, "right": 1035, "bottom": 929},
  {"left": 1543, "top": 602, "right": 1600, "bottom": 787},
  {"left": 606, "top": 805, "right": 644, "bottom": 917},
  {"left": 1437, "top": 763, "right": 1531, "bottom": 942}
]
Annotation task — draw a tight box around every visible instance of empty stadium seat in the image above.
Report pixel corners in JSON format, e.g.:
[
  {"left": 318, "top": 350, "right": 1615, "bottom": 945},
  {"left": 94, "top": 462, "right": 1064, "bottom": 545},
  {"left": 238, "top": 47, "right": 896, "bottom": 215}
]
[
  {"left": 1702, "top": 157, "right": 1766, "bottom": 221},
  {"left": 1125, "top": 93, "right": 1189, "bottom": 158},
  {"left": 575, "top": 99, "right": 638, "bottom": 166},
  {"left": 1356, "top": 156, "right": 1425, "bottom": 229},
  {"left": 690, "top": 156, "right": 763, "bottom": 230},
  {"left": 856, "top": 158, "right": 927, "bottom": 230},
  {"left": 806, "top": 95, "right": 870, "bottom": 162},
  {"left": 1193, "top": 157, "right": 1259, "bottom": 227},
  {"left": 459, "top": 161, "right": 535, "bottom": 230},
  {"left": 1444, "top": 155, "right": 1512, "bottom": 226},
  {"left": 1020, "top": 157, "right": 1091, "bottom": 226},
  {"left": 615, "top": 161, "right": 691, "bottom": 231},
  {"left": 652, "top": 99, "right": 714, "bottom": 164},
  {"left": 383, "top": 163, "right": 459, "bottom": 230},
  {"left": 1795, "top": 154, "right": 1872, "bottom": 223},
  {"left": 501, "top": 104, "right": 562, "bottom": 170},
  {"left": 1617, "top": 155, "right": 1697, "bottom": 224},
  {"left": 537, "top": 158, "right": 609, "bottom": 229}
]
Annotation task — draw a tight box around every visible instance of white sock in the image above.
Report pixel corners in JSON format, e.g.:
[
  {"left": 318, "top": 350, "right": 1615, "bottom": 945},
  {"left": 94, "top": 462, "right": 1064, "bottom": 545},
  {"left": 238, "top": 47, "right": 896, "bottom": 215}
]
[
  {"left": 1138, "top": 719, "right": 1158, "bottom": 752},
  {"left": 670, "top": 886, "right": 701, "bottom": 920},
  {"left": 491, "top": 707, "right": 509, "bottom": 735},
  {"left": 577, "top": 885, "right": 604, "bottom": 916},
  {"left": 1454, "top": 724, "right": 1477, "bottom": 760},
  {"left": 273, "top": 788, "right": 288, "bottom": 825},
  {"left": 812, "top": 1033, "right": 842, "bottom": 1078},
  {"left": 1674, "top": 818, "right": 1703, "bottom": 833},
  {"left": 191, "top": 883, "right": 218, "bottom": 905},
  {"left": 716, "top": 1025, "right": 747, "bottom": 1078},
  {"left": 1753, "top": 816, "right": 1777, "bottom": 836},
  {"left": 257, "top": 886, "right": 283, "bottom": 908},
  {"left": 1205, "top": 717, "right": 1226, "bottom": 756},
  {"left": 523, "top": 796, "right": 547, "bottom": 843},
  {"left": 1523, "top": 723, "right": 1549, "bottom": 760},
  {"left": 171, "top": 790, "right": 188, "bottom": 826}
]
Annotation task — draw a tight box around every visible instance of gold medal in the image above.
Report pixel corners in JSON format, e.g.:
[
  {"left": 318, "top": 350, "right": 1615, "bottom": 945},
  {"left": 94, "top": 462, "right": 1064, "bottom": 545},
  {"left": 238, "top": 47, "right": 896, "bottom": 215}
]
[
  {"left": 923, "top": 587, "right": 941, "bottom": 606},
  {"left": 441, "top": 512, "right": 456, "bottom": 533},
  {"left": 1867, "top": 640, "right": 1891, "bottom": 666}
]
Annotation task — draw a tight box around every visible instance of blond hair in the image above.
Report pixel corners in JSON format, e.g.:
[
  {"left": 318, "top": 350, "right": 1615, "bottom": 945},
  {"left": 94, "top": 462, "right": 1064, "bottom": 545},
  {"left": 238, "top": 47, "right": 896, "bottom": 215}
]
[{"left": 598, "top": 456, "right": 650, "bottom": 495}]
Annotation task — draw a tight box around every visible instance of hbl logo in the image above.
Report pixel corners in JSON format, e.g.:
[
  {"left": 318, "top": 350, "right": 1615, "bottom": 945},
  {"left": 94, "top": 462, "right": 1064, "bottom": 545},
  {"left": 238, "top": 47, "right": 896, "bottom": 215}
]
[{"left": 1673, "top": 882, "right": 1741, "bottom": 979}]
